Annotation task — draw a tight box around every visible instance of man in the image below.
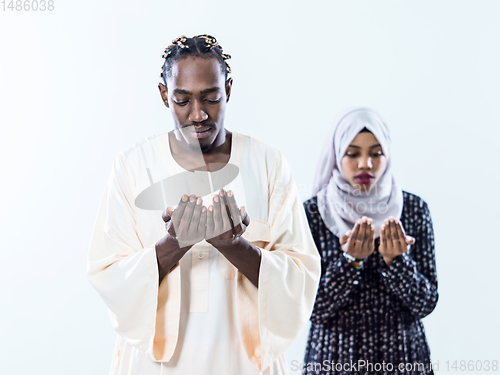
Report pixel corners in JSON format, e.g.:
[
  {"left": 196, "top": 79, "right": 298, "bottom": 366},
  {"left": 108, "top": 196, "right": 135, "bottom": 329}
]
[{"left": 88, "top": 34, "right": 320, "bottom": 375}]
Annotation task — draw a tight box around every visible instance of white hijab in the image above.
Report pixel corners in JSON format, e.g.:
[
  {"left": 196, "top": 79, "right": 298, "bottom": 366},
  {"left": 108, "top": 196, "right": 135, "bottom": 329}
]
[{"left": 311, "top": 108, "right": 403, "bottom": 239}]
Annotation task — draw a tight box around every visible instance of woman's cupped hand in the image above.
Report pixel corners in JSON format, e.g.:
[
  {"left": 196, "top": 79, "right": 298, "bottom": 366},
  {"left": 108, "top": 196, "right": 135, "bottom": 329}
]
[
  {"left": 378, "top": 217, "right": 415, "bottom": 266},
  {"left": 340, "top": 217, "right": 376, "bottom": 261},
  {"left": 341, "top": 216, "right": 415, "bottom": 266}
]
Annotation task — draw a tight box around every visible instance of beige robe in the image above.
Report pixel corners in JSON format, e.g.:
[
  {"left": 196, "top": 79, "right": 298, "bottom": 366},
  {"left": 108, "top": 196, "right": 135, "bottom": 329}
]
[{"left": 87, "top": 132, "right": 321, "bottom": 374}]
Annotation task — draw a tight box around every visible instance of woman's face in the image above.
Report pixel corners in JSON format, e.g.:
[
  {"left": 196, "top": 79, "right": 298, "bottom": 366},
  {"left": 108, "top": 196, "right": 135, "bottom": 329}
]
[{"left": 341, "top": 131, "right": 387, "bottom": 191}]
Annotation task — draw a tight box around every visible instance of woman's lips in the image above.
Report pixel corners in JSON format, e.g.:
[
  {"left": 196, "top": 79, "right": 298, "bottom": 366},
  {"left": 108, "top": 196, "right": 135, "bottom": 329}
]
[{"left": 355, "top": 174, "right": 374, "bottom": 184}]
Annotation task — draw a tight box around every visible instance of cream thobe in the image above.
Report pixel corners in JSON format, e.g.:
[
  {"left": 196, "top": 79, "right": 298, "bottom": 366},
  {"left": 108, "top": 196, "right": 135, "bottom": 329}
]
[{"left": 88, "top": 132, "right": 321, "bottom": 375}]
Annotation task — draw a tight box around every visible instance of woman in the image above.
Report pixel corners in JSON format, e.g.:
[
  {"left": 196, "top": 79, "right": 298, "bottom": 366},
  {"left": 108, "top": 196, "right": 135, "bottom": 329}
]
[{"left": 303, "top": 108, "right": 438, "bottom": 375}]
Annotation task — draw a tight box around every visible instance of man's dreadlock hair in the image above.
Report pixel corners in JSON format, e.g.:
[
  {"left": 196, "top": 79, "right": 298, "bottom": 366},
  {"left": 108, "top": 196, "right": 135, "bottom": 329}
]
[{"left": 160, "top": 34, "right": 231, "bottom": 86}]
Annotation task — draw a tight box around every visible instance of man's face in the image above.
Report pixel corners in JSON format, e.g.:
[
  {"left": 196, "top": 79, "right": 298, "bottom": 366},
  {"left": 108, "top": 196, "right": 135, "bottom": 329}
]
[{"left": 159, "top": 57, "right": 232, "bottom": 152}]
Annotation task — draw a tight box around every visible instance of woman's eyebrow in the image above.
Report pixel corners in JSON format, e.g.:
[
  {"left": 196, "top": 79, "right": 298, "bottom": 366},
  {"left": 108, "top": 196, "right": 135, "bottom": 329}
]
[{"left": 347, "top": 144, "right": 382, "bottom": 149}]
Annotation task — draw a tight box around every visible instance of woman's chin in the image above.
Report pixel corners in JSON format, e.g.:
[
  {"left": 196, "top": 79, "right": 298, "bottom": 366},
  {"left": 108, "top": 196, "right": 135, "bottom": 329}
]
[{"left": 352, "top": 182, "right": 374, "bottom": 192}]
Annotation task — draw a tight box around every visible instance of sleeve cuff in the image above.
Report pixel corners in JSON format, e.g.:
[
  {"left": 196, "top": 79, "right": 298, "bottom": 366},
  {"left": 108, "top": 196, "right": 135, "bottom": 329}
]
[
  {"left": 325, "top": 256, "right": 364, "bottom": 288},
  {"left": 378, "top": 253, "right": 417, "bottom": 289}
]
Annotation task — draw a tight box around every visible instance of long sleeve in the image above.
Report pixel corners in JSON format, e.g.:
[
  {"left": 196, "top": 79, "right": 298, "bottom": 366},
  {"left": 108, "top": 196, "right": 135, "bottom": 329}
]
[
  {"left": 238, "top": 150, "right": 321, "bottom": 372},
  {"left": 87, "top": 152, "right": 180, "bottom": 362},
  {"left": 304, "top": 198, "right": 365, "bottom": 324},
  {"left": 377, "top": 201, "right": 438, "bottom": 319}
]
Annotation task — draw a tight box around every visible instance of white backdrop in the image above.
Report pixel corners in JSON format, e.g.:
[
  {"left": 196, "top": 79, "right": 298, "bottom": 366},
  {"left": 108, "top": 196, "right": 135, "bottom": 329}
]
[{"left": 1, "top": 1, "right": 499, "bottom": 374}]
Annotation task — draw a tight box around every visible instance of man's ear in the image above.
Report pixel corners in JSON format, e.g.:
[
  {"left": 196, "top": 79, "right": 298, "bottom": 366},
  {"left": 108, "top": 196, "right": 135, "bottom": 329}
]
[
  {"left": 158, "top": 83, "right": 170, "bottom": 108},
  {"left": 225, "top": 78, "right": 233, "bottom": 103}
]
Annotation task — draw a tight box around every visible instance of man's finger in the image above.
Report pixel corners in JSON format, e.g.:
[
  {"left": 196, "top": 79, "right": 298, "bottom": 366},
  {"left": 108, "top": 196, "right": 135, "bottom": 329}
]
[
  {"left": 162, "top": 207, "right": 173, "bottom": 223},
  {"left": 240, "top": 206, "right": 250, "bottom": 226},
  {"left": 199, "top": 206, "right": 208, "bottom": 234},
  {"left": 226, "top": 190, "right": 242, "bottom": 233},
  {"left": 189, "top": 196, "right": 204, "bottom": 230},
  {"left": 181, "top": 194, "right": 197, "bottom": 224},
  {"left": 206, "top": 205, "right": 215, "bottom": 239},
  {"left": 171, "top": 195, "right": 189, "bottom": 225},
  {"left": 212, "top": 193, "right": 223, "bottom": 234},
  {"left": 219, "top": 189, "right": 233, "bottom": 233}
]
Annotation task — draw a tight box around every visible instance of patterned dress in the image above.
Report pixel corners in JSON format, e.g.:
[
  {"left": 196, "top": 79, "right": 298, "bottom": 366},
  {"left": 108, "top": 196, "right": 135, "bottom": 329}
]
[{"left": 303, "top": 191, "right": 438, "bottom": 375}]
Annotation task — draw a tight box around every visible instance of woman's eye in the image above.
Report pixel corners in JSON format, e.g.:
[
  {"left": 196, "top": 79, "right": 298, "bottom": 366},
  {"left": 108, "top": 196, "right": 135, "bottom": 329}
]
[
  {"left": 372, "top": 151, "right": 383, "bottom": 157},
  {"left": 346, "top": 154, "right": 358, "bottom": 158}
]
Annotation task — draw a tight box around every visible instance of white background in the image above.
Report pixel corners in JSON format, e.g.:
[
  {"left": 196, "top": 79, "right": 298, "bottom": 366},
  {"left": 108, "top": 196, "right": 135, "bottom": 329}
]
[{"left": 1, "top": 1, "right": 499, "bottom": 374}]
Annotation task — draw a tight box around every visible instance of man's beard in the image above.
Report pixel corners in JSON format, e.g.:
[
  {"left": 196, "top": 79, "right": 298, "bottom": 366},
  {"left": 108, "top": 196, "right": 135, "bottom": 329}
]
[{"left": 187, "top": 141, "right": 212, "bottom": 153}]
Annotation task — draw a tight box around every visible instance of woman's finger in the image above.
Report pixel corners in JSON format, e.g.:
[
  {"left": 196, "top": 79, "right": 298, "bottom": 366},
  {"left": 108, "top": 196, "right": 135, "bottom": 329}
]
[
  {"left": 389, "top": 218, "right": 399, "bottom": 243},
  {"left": 350, "top": 221, "right": 361, "bottom": 244},
  {"left": 358, "top": 217, "right": 369, "bottom": 244},
  {"left": 395, "top": 220, "right": 407, "bottom": 248},
  {"left": 383, "top": 219, "right": 391, "bottom": 241},
  {"left": 362, "top": 219, "right": 374, "bottom": 254},
  {"left": 363, "top": 218, "right": 373, "bottom": 242},
  {"left": 380, "top": 224, "right": 387, "bottom": 245},
  {"left": 340, "top": 230, "right": 352, "bottom": 245},
  {"left": 406, "top": 235, "right": 415, "bottom": 245}
]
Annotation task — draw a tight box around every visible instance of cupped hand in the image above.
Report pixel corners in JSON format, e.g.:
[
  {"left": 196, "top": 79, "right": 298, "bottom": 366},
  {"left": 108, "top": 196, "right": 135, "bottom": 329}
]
[
  {"left": 206, "top": 189, "right": 250, "bottom": 249},
  {"left": 162, "top": 194, "right": 207, "bottom": 248},
  {"left": 378, "top": 216, "right": 415, "bottom": 266},
  {"left": 340, "top": 217, "right": 375, "bottom": 261}
]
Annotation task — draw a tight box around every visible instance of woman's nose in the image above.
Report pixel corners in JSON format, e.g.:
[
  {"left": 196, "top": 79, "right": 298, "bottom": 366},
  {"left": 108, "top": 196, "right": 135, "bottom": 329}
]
[
  {"left": 358, "top": 157, "right": 373, "bottom": 169},
  {"left": 188, "top": 102, "right": 208, "bottom": 123}
]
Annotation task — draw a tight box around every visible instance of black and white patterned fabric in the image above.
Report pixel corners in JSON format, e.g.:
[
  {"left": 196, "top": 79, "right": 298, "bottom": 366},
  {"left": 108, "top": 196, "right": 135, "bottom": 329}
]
[{"left": 303, "top": 191, "right": 438, "bottom": 375}]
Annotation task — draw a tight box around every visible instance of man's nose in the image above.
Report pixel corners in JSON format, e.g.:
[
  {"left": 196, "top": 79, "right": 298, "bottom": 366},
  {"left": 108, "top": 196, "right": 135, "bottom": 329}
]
[{"left": 188, "top": 102, "right": 208, "bottom": 123}]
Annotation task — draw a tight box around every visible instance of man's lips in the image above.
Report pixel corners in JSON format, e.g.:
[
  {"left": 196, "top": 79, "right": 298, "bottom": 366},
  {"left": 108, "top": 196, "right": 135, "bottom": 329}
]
[
  {"left": 183, "top": 125, "right": 213, "bottom": 133},
  {"left": 182, "top": 125, "right": 213, "bottom": 139}
]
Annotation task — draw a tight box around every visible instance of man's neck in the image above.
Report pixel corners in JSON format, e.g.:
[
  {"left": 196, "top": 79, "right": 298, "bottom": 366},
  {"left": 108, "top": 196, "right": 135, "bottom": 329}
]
[{"left": 169, "top": 129, "right": 232, "bottom": 172}]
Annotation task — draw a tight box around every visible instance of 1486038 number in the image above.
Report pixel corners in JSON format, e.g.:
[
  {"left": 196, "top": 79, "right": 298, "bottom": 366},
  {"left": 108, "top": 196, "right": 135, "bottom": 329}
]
[
  {"left": 445, "top": 360, "right": 498, "bottom": 372},
  {"left": 1, "top": 0, "right": 55, "bottom": 11}
]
